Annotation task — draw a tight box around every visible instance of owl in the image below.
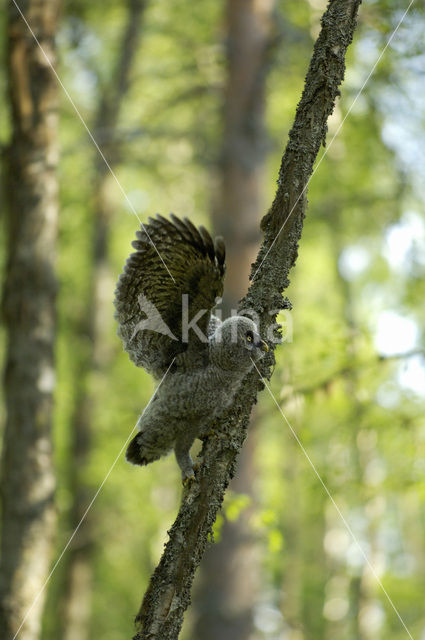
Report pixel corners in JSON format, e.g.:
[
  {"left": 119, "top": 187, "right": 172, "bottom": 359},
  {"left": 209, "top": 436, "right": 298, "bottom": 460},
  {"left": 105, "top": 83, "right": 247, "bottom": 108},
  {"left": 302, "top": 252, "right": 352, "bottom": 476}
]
[{"left": 114, "top": 215, "right": 268, "bottom": 482}]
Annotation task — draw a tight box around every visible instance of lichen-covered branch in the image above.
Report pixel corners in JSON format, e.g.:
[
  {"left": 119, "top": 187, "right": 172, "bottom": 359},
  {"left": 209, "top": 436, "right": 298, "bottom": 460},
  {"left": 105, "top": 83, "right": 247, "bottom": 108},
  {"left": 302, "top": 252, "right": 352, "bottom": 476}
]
[{"left": 133, "top": 1, "right": 362, "bottom": 638}]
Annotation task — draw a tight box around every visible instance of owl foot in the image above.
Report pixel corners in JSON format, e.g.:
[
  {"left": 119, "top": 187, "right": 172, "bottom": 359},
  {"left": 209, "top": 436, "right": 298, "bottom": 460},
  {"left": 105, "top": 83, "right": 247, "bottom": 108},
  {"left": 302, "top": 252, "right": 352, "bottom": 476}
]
[
  {"left": 182, "top": 469, "right": 196, "bottom": 487},
  {"left": 175, "top": 434, "right": 196, "bottom": 484},
  {"left": 193, "top": 458, "right": 203, "bottom": 472},
  {"left": 182, "top": 458, "right": 205, "bottom": 486}
]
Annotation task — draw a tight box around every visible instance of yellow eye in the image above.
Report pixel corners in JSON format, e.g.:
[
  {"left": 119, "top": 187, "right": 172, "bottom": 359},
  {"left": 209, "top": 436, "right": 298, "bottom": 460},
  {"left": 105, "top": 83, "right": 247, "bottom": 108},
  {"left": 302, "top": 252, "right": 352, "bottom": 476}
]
[{"left": 246, "top": 334, "right": 253, "bottom": 343}]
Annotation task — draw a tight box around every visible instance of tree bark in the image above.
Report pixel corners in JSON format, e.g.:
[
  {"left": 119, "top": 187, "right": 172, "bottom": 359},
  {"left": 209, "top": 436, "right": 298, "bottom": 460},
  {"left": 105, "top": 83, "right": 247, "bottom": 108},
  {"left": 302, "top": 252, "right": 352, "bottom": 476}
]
[
  {"left": 0, "top": 2, "right": 60, "bottom": 639},
  {"left": 192, "top": 1, "right": 275, "bottom": 638},
  {"left": 60, "top": 3, "right": 146, "bottom": 639},
  {"left": 133, "top": 1, "right": 362, "bottom": 638}
]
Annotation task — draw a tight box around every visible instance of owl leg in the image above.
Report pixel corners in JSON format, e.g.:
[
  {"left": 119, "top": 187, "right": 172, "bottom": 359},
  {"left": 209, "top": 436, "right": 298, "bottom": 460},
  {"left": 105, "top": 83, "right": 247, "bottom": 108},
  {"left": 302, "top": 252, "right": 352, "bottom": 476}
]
[{"left": 174, "top": 433, "right": 195, "bottom": 483}]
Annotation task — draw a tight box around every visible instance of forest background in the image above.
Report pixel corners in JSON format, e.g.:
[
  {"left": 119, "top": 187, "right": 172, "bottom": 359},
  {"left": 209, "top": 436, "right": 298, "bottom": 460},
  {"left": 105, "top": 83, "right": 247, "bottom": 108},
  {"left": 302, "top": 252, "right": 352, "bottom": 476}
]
[{"left": 1, "top": 1, "right": 425, "bottom": 639}]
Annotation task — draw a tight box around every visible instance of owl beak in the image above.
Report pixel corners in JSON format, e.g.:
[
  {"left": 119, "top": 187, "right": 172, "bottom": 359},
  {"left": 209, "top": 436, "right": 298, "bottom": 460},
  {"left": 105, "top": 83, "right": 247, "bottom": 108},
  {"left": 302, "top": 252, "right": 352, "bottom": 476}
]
[{"left": 258, "top": 338, "right": 269, "bottom": 353}]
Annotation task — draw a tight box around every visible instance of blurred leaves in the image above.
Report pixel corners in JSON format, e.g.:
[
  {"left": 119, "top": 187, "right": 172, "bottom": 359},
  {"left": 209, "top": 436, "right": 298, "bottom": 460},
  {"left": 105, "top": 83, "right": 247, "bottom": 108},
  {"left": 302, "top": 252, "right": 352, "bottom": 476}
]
[{"left": 1, "top": 0, "right": 425, "bottom": 638}]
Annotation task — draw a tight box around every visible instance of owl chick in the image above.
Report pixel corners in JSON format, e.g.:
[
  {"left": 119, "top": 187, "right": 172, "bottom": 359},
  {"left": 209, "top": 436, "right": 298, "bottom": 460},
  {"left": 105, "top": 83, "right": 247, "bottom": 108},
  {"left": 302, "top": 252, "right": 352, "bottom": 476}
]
[{"left": 114, "top": 214, "right": 268, "bottom": 481}]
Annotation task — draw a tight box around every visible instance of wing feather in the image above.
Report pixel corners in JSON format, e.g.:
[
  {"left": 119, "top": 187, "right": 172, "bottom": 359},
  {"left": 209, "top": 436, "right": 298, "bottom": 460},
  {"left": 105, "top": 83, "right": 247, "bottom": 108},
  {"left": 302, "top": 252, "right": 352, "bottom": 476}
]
[{"left": 114, "top": 215, "right": 225, "bottom": 378}]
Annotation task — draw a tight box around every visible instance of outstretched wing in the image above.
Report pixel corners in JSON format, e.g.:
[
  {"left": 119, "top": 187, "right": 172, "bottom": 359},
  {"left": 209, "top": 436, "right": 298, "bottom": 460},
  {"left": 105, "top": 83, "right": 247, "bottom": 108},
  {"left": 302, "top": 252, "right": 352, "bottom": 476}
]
[{"left": 114, "top": 214, "right": 226, "bottom": 378}]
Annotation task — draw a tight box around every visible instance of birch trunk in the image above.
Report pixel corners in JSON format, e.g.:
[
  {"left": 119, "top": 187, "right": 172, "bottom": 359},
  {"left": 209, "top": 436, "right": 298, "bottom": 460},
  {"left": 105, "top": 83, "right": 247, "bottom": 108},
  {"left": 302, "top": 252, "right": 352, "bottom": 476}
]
[{"left": 0, "top": 2, "right": 60, "bottom": 639}]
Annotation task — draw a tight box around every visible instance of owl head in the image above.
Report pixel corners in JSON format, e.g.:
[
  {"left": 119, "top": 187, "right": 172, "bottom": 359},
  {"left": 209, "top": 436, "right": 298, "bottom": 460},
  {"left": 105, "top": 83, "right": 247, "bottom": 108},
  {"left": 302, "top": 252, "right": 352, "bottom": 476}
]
[{"left": 209, "top": 316, "right": 268, "bottom": 371}]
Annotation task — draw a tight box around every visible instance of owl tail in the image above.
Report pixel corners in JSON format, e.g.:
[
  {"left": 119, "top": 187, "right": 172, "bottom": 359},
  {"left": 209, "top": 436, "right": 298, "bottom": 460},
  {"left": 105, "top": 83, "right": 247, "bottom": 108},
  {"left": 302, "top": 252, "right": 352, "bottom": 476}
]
[
  {"left": 125, "top": 432, "right": 163, "bottom": 467},
  {"left": 126, "top": 434, "right": 146, "bottom": 466}
]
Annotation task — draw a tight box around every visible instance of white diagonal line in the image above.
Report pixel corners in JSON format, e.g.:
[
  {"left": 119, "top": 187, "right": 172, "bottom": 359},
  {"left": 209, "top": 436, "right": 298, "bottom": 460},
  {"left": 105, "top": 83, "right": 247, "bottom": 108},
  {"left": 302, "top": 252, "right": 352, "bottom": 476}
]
[
  {"left": 12, "top": 359, "right": 175, "bottom": 640},
  {"left": 11, "top": 0, "right": 175, "bottom": 283},
  {"left": 251, "top": 359, "right": 415, "bottom": 640},
  {"left": 252, "top": 0, "right": 416, "bottom": 282}
]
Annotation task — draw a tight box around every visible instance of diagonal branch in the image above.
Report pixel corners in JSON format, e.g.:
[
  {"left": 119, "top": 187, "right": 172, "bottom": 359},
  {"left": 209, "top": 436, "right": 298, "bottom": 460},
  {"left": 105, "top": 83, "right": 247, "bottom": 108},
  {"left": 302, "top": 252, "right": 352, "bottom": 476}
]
[{"left": 133, "top": 1, "right": 362, "bottom": 638}]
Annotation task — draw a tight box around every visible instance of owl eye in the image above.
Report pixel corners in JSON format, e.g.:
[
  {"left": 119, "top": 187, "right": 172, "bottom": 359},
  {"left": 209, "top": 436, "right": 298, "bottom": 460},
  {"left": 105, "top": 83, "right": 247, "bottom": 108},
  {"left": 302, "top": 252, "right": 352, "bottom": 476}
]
[{"left": 246, "top": 331, "right": 253, "bottom": 343}]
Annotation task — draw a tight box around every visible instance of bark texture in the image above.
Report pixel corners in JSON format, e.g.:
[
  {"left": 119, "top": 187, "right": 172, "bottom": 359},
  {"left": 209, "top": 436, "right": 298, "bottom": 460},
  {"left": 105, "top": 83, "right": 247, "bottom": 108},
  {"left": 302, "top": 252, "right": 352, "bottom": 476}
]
[
  {"left": 0, "top": 2, "right": 60, "bottom": 639},
  {"left": 133, "top": 1, "right": 362, "bottom": 638},
  {"left": 60, "top": 3, "right": 146, "bottom": 639},
  {"left": 192, "top": 1, "right": 275, "bottom": 638}
]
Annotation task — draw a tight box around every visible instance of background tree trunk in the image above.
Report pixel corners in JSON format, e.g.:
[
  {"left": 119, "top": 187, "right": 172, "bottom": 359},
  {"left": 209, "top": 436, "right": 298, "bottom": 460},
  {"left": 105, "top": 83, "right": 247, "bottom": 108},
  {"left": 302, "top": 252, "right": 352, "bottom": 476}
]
[
  {"left": 0, "top": 2, "right": 60, "bottom": 639},
  {"left": 192, "top": 1, "right": 275, "bottom": 638},
  {"left": 336, "top": 248, "right": 378, "bottom": 640},
  {"left": 213, "top": 0, "right": 275, "bottom": 305},
  {"left": 60, "top": 3, "right": 146, "bottom": 639}
]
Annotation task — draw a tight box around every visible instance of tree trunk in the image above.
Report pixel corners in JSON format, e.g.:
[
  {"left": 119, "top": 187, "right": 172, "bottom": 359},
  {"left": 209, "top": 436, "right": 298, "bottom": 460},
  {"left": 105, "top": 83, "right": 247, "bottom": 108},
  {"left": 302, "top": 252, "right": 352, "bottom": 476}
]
[
  {"left": 132, "top": 1, "right": 362, "bottom": 637},
  {"left": 60, "top": 3, "right": 146, "bottom": 639},
  {"left": 336, "top": 253, "right": 378, "bottom": 640},
  {"left": 213, "top": 0, "right": 275, "bottom": 305},
  {"left": 0, "top": 2, "right": 60, "bottom": 639},
  {"left": 192, "top": 1, "right": 275, "bottom": 638}
]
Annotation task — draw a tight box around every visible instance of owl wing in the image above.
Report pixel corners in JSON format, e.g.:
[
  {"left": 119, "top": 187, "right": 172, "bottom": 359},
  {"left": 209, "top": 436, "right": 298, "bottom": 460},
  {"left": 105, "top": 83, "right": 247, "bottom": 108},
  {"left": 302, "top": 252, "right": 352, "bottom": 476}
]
[{"left": 114, "top": 214, "right": 226, "bottom": 378}]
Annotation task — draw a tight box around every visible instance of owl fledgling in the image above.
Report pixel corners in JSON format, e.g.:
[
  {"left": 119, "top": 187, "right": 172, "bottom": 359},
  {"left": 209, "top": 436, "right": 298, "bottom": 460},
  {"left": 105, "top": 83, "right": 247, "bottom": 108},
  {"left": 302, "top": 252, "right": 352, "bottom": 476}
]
[{"left": 114, "top": 215, "right": 268, "bottom": 481}]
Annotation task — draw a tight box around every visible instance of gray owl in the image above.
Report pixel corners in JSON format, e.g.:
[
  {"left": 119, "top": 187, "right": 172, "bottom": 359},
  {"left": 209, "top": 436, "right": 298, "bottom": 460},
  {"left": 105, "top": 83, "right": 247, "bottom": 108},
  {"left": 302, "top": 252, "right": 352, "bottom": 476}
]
[{"left": 114, "top": 214, "right": 268, "bottom": 482}]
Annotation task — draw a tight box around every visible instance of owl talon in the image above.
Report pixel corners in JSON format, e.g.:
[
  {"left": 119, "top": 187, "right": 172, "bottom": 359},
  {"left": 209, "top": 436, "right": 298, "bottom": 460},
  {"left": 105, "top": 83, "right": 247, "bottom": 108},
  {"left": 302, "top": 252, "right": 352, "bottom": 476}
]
[
  {"left": 193, "top": 459, "right": 203, "bottom": 472},
  {"left": 182, "top": 470, "right": 196, "bottom": 486}
]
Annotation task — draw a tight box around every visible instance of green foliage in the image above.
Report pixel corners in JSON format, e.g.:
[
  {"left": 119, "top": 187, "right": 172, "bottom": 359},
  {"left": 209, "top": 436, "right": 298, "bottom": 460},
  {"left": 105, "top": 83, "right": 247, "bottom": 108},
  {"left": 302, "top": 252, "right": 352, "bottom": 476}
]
[{"left": 1, "top": 1, "right": 425, "bottom": 639}]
